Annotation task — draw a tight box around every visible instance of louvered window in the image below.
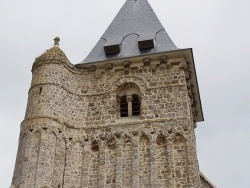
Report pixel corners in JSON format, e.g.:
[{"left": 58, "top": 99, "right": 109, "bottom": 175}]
[
  {"left": 120, "top": 96, "right": 128, "bottom": 117},
  {"left": 119, "top": 94, "right": 140, "bottom": 117},
  {"left": 117, "top": 83, "right": 141, "bottom": 118},
  {"left": 132, "top": 94, "right": 140, "bottom": 116}
]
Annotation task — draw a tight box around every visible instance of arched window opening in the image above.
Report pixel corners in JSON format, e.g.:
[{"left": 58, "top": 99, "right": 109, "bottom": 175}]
[
  {"left": 120, "top": 96, "right": 128, "bottom": 117},
  {"left": 117, "top": 83, "right": 141, "bottom": 118},
  {"left": 132, "top": 94, "right": 140, "bottom": 116}
]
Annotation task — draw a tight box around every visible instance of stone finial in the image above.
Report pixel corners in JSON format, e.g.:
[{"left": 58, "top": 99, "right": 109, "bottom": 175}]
[{"left": 54, "top": 37, "right": 60, "bottom": 46}]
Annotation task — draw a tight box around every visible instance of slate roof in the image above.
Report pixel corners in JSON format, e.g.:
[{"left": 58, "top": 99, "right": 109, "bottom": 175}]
[{"left": 81, "top": 0, "right": 178, "bottom": 64}]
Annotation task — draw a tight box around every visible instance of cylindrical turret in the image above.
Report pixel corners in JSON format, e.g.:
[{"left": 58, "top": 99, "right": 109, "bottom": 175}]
[{"left": 11, "top": 38, "right": 71, "bottom": 188}]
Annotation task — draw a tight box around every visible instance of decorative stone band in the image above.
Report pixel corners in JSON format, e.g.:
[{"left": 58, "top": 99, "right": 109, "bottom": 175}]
[
  {"left": 20, "top": 115, "right": 195, "bottom": 133},
  {"left": 80, "top": 56, "right": 188, "bottom": 76},
  {"left": 14, "top": 118, "right": 201, "bottom": 187}
]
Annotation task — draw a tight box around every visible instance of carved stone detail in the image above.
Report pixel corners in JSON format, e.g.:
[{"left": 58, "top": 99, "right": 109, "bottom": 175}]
[{"left": 105, "top": 63, "right": 113, "bottom": 70}]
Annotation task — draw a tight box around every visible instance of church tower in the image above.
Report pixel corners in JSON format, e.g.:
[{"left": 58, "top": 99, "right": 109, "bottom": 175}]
[{"left": 11, "top": 0, "right": 216, "bottom": 187}]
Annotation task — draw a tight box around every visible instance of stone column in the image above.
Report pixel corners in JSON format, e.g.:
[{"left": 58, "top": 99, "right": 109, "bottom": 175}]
[
  {"left": 127, "top": 95, "right": 133, "bottom": 117},
  {"left": 52, "top": 136, "right": 65, "bottom": 188},
  {"left": 186, "top": 128, "right": 201, "bottom": 188},
  {"left": 115, "top": 138, "right": 122, "bottom": 188},
  {"left": 167, "top": 139, "right": 175, "bottom": 188},
  {"left": 20, "top": 133, "right": 33, "bottom": 187},
  {"left": 26, "top": 131, "right": 41, "bottom": 187},
  {"left": 98, "top": 140, "right": 106, "bottom": 188},
  {"left": 11, "top": 135, "right": 22, "bottom": 187},
  {"left": 35, "top": 132, "right": 57, "bottom": 187},
  {"left": 12, "top": 133, "right": 28, "bottom": 187},
  {"left": 82, "top": 142, "right": 90, "bottom": 187},
  {"left": 150, "top": 135, "right": 157, "bottom": 188},
  {"left": 132, "top": 136, "right": 139, "bottom": 187}
]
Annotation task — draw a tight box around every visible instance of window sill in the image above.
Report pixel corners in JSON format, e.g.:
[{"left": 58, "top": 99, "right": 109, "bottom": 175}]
[{"left": 115, "top": 116, "right": 141, "bottom": 124}]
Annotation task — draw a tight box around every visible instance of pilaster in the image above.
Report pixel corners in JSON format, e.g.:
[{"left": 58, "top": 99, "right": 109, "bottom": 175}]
[
  {"left": 167, "top": 139, "right": 175, "bottom": 188},
  {"left": 98, "top": 140, "right": 106, "bottom": 188},
  {"left": 132, "top": 135, "right": 139, "bottom": 188},
  {"left": 82, "top": 142, "right": 91, "bottom": 187},
  {"left": 150, "top": 134, "right": 157, "bottom": 188},
  {"left": 115, "top": 138, "right": 122, "bottom": 188}
]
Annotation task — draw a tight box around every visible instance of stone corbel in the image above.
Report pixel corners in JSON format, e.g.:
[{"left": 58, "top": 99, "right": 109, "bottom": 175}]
[
  {"left": 150, "top": 61, "right": 160, "bottom": 72},
  {"left": 124, "top": 61, "right": 131, "bottom": 74},
  {"left": 130, "top": 61, "right": 143, "bottom": 68},
  {"left": 114, "top": 64, "right": 124, "bottom": 71},
  {"left": 143, "top": 58, "right": 151, "bottom": 66},
  {"left": 130, "top": 62, "right": 144, "bottom": 73},
  {"left": 166, "top": 57, "right": 186, "bottom": 70},
  {"left": 105, "top": 63, "right": 113, "bottom": 71},
  {"left": 159, "top": 55, "right": 167, "bottom": 63},
  {"left": 105, "top": 63, "right": 115, "bottom": 76},
  {"left": 96, "top": 68, "right": 105, "bottom": 79},
  {"left": 124, "top": 60, "right": 131, "bottom": 68}
]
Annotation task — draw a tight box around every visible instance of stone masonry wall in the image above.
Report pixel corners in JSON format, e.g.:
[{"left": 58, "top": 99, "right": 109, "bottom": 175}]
[
  {"left": 12, "top": 51, "right": 201, "bottom": 188},
  {"left": 25, "top": 56, "right": 192, "bottom": 128},
  {"left": 13, "top": 120, "right": 200, "bottom": 188}
]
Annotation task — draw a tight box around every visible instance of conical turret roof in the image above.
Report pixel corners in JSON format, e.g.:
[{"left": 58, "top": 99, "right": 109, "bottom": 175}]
[
  {"left": 81, "top": 0, "right": 178, "bottom": 64},
  {"left": 36, "top": 46, "right": 69, "bottom": 62},
  {"left": 34, "top": 38, "right": 70, "bottom": 64}
]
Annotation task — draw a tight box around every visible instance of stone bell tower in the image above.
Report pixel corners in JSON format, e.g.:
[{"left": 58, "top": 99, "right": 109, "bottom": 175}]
[{"left": 11, "top": 0, "right": 216, "bottom": 187}]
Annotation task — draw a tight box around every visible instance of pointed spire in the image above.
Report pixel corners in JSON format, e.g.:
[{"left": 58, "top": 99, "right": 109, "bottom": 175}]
[{"left": 82, "top": 0, "right": 178, "bottom": 64}]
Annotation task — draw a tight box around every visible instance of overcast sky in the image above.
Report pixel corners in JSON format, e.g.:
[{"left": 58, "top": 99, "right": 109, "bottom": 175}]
[{"left": 1, "top": 0, "right": 250, "bottom": 187}]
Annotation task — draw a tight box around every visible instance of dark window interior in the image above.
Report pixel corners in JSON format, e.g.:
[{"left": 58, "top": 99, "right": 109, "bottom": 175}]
[
  {"left": 132, "top": 94, "right": 140, "bottom": 116},
  {"left": 120, "top": 96, "right": 128, "bottom": 117}
]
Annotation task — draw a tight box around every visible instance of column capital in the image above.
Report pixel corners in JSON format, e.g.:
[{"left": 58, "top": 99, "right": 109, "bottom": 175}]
[{"left": 126, "top": 95, "right": 133, "bottom": 102}]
